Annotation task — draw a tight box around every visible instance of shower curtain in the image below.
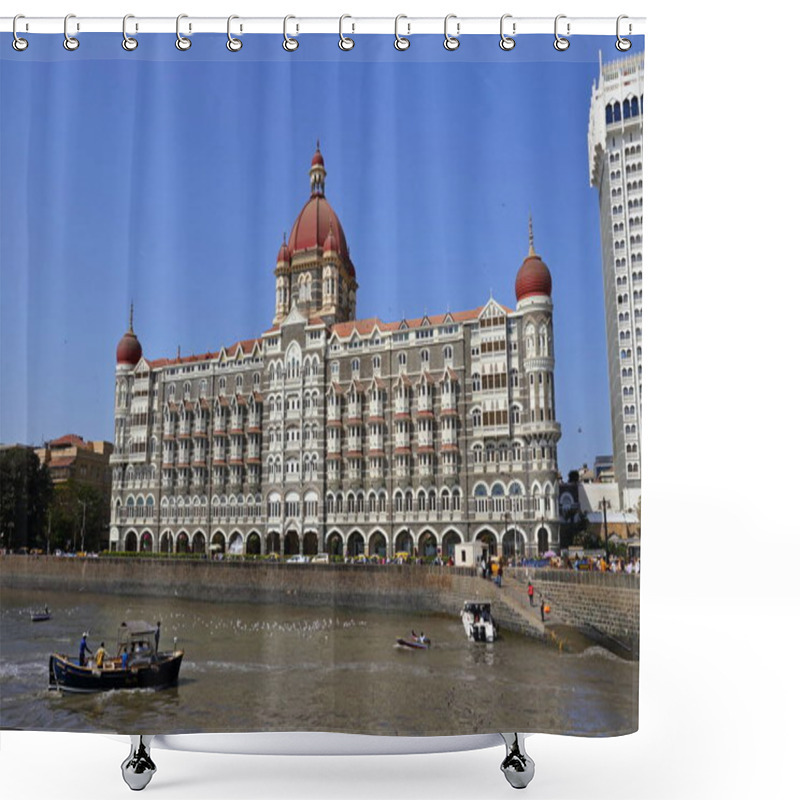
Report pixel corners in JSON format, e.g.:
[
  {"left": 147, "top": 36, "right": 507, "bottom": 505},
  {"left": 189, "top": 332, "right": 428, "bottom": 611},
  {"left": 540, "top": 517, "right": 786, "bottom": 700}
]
[{"left": 0, "top": 26, "right": 642, "bottom": 740}]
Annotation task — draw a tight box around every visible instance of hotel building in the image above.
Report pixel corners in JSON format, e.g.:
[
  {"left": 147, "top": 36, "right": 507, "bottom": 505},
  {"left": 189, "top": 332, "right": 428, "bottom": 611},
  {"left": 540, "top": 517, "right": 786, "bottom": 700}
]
[{"left": 109, "top": 148, "right": 562, "bottom": 560}]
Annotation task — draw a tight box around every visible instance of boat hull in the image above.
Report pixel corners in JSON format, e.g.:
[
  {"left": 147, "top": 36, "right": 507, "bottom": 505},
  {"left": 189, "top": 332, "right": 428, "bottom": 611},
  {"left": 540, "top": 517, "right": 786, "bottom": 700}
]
[
  {"left": 396, "top": 638, "right": 429, "bottom": 650},
  {"left": 48, "top": 652, "right": 183, "bottom": 693},
  {"left": 461, "top": 614, "right": 496, "bottom": 643}
]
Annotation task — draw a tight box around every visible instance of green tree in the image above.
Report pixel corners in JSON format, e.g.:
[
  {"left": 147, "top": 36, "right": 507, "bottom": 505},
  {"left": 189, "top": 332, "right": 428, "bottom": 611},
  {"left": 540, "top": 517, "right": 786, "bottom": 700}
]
[
  {"left": 50, "top": 480, "right": 107, "bottom": 553},
  {"left": 0, "top": 447, "right": 53, "bottom": 550},
  {"left": 559, "top": 506, "right": 589, "bottom": 550}
]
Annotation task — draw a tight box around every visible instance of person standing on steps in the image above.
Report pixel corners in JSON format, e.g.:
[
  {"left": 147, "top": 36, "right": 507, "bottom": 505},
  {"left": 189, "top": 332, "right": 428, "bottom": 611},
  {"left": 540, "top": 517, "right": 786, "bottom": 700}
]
[{"left": 527, "top": 581, "right": 534, "bottom": 607}]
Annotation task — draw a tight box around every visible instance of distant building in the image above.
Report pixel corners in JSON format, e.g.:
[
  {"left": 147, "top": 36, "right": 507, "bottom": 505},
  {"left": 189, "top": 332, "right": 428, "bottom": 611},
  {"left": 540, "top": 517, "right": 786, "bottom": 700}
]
[
  {"left": 588, "top": 52, "right": 644, "bottom": 509},
  {"left": 593, "top": 455, "right": 615, "bottom": 483},
  {"left": 559, "top": 479, "right": 640, "bottom": 543},
  {"left": 35, "top": 434, "right": 113, "bottom": 497}
]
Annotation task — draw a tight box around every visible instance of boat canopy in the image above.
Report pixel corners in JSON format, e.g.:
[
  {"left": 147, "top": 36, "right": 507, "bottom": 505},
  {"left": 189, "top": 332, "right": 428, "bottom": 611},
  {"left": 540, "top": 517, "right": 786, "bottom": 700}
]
[{"left": 118, "top": 620, "right": 158, "bottom": 637}]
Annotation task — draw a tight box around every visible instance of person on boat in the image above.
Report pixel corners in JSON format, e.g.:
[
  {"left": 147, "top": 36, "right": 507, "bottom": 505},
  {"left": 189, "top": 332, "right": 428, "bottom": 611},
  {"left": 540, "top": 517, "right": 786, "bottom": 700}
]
[
  {"left": 121, "top": 646, "right": 129, "bottom": 670},
  {"left": 95, "top": 642, "right": 107, "bottom": 668},
  {"left": 79, "top": 632, "right": 93, "bottom": 667},
  {"left": 155, "top": 621, "right": 161, "bottom": 654}
]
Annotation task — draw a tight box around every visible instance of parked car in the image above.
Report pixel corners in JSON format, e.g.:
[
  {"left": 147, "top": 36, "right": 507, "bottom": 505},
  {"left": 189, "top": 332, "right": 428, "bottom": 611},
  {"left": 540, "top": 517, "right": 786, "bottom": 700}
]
[
  {"left": 311, "top": 554, "right": 329, "bottom": 564},
  {"left": 286, "top": 554, "right": 309, "bottom": 564}
]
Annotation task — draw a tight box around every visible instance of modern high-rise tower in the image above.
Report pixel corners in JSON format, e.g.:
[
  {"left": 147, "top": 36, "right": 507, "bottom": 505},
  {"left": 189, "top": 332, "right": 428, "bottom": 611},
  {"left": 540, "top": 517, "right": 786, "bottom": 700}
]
[{"left": 588, "top": 52, "right": 643, "bottom": 511}]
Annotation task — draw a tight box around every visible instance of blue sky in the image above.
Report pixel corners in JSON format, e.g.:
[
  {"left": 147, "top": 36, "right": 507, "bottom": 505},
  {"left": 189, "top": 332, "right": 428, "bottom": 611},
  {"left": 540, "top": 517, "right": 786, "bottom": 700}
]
[{"left": 0, "top": 33, "right": 643, "bottom": 475}]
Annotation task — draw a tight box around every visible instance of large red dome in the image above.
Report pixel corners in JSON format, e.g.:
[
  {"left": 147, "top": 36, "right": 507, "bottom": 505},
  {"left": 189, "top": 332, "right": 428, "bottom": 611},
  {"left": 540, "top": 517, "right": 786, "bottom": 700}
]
[
  {"left": 515, "top": 252, "right": 552, "bottom": 301},
  {"left": 288, "top": 195, "right": 349, "bottom": 258},
  {"left": 116, "top": 329, "right": 142, "bottom": 366}
]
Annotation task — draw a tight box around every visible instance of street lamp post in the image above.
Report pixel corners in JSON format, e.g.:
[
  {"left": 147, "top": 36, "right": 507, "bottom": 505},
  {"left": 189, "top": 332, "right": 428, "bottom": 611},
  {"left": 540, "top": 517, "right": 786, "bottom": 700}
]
[{"left": 78, "top": 500, "right": 87, "bottom": 554}]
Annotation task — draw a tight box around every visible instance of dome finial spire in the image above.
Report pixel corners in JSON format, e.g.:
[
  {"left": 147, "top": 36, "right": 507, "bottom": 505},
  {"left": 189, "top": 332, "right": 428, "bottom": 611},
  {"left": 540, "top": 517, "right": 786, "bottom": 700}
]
[
  {"left": 528, "top": 212, "right": 535, "bottom": 257},
  {"left": 310, "top": 143, "right": 326, "bottom": 196},
  {"left": 129, "top": 302, "right": 135, "bottom": 333}
]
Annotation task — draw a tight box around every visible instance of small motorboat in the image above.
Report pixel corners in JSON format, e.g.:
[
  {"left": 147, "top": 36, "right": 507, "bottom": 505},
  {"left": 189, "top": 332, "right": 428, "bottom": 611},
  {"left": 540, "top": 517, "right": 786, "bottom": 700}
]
[
  {"left": 49, "top": 619, "right": 183, "bottom": 693},
  {"left": 31, "top": 607, "right": 51, "bottom": 622},
  {"left": 461, "top": 601, "right": 498, "bottom": 643},
  {"left": 396, "top": 632, "right": 431, "bottom": 650}
]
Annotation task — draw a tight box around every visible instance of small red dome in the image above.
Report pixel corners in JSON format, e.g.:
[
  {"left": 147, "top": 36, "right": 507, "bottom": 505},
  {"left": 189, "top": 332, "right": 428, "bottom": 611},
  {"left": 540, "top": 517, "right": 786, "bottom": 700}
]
[
  {"left": 515, "top": 252, "right": 552, "bottom": 301},
  {"left": 311, "top": 148, "right": 325, "bottom": 167},
  {"left": 277, "top": 241, "right": 291, "bottom": 264},
  {"left": 116, "top": 330, "right": 142, "bottom": 366}
]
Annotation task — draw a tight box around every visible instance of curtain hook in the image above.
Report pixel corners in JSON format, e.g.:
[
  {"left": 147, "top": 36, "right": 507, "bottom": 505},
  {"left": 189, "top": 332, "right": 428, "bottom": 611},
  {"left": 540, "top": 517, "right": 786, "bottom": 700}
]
[
  {"left": 176, "top": 14, "right": 191, "bottom": 50},
  {"left": 339, "top": 14, "right": 354, "bottom": 51},
  {"left": 227, "top": 15, "right": 242, "bottom": 51},
  {"left": 122, "top": 15, "right": 138, "bottom": 51},
  {"left": 444, "top": 14, "right": 460, "bottom": 51},
  {"left": 554, "top": 14, "right": 570, "bottom": 51},
  {"left": 12, "top": 14, "right": 28, "bottom": 51},
  {"left": 394, "top": 15, "right": 410, "bottom": 51},
  {"left": 63, "top": 13, "right": 79, "bottom": 51},
  {"left": 283, "top": 15, "right": 299, "bottom": 51},
  {"left": 499, "top": 14, "right": 515, "bottom": 51},
  {"left": 616, "top": 15, "right": 632, "bottom": 51}
]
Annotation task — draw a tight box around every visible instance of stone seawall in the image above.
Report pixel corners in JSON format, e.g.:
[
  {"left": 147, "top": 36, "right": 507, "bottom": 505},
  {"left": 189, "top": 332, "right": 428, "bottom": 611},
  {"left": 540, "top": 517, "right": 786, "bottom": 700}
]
[
  {"left": 513, "top": 567, "right": 640, "bottom": 649},
  {"left": 0, "top": 556, "right": 527, "bottom": 629}
]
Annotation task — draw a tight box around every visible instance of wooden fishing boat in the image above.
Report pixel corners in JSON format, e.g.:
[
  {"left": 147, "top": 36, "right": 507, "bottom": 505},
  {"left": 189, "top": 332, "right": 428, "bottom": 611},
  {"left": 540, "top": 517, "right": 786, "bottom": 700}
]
[
  {"left": 31, "top": 609, "right": 51, "bottom": 622},
  {"left": 49, "top": 620, "right": 183, "bottom": 693}
]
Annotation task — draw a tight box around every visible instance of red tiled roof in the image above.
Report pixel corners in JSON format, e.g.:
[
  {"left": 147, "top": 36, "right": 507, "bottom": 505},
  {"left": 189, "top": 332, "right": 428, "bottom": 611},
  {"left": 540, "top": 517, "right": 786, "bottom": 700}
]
[{"left": 48, "top": 434, "right": 88, "bottom": 450}]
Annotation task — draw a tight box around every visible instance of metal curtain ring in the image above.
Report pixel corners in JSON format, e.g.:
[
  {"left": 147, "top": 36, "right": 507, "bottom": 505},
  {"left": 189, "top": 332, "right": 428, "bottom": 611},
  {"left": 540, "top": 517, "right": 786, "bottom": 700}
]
[
  {"left": 499, "top": 14, "right": 515, "bottom": 51},
  {"left": 227, "top": 15, "right": 242, "bottom": 51},
  {"left": 444, "top": 14, "right": 460, "bottom": 51},
  {"left": 63, "top": 13, "right": 79, "bottom": 51},
  {"left": 554, "top": 14, "right": 570, "bottom": 51},
  {"left": 176, "top": 14, "right": 191, "bottom": 50},
  {"left": 283, "top": 15, "right": 299, "bottom": 51},
  {"left": 339, "top": 15, "right": 354, "bottom": 50},
  {"left": 394, "top": 15, "right": 410, "bottom": 51},
  {"left": 12, "top": 14, "right": 28, "bottom": 51},
  {"left": 616, "top": 15, "right": 632, "bottom": 51},
  {"left": 122, "top": 15, "right": 138, "bottom": 51}
]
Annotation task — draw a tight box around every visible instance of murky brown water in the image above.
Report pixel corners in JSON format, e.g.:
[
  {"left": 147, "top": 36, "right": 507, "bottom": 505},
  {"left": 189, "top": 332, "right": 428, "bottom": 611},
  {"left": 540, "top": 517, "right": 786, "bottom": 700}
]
[{"left": 0, "top": 586, "right": 637, "bottom": 736}]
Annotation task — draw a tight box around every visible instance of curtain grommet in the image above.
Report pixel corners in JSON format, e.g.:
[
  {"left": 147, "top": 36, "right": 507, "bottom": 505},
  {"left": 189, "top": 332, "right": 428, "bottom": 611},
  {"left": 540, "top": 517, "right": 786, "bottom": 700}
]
[
  {"left": 12, "top": 15, "right": 28, "bottom": 51},
  {"left": 339, "top": 15, "right": 354, "bottom": 51},
  {"left": 394, "top": 15, "right": 410, "bottom": 51},
  {"left": 122, "top": 15, "right": 138, "bottom": 51},
  {"left": 499, "top": 14, "right": 515, "bottom": 51},
  {"left": 176, "top": 14, "right": 191, "bottom": 51},
  {"left": 283, "top": 15, "right": 299, "bottom": 51},
  {"left": 444, "top": 14, "right": 460, "bottom": 51},
  {"left": 63, "top": 13, "right": 79, "bottom": 51},
  {"left": 554, "top": 15, "right": 570, "bottom": 51},
  {"left": 227, "top": 15, "right": 243, "bottom": 52},
  {"left": 616, "top": 15, "right": 632, "bottom": 51}
]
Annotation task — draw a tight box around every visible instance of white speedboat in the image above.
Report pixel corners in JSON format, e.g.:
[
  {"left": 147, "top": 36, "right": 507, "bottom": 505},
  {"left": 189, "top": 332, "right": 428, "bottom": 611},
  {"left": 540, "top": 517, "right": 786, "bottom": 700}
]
[{"left": 461, "top": 602, "right": 497, "bottom": 642}]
